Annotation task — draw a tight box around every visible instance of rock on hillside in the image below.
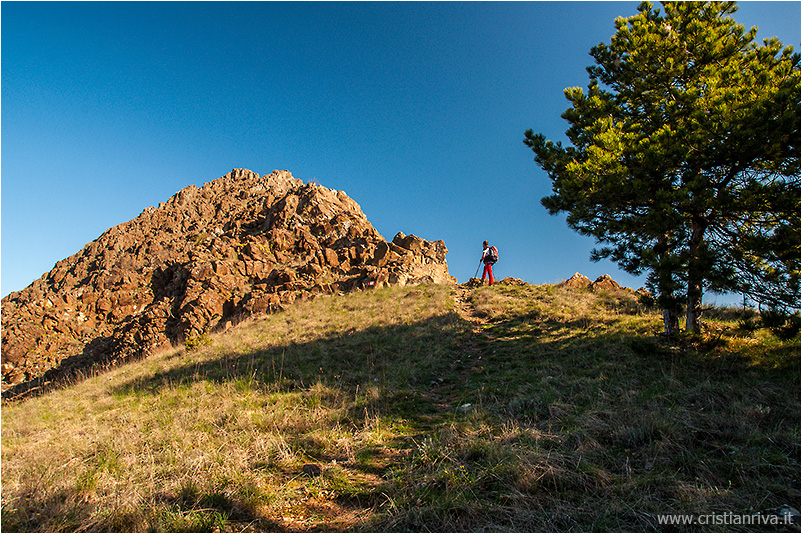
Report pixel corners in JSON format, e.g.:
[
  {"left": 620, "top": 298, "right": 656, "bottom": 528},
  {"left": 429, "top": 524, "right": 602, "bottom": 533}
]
[
  {"left": 562, "top": 272, "right": 651, "bottom": 299},
  {"left": 562, "top": 273, "right": 593, "bottom": 289},
  {"left": 562, "top": 273, "right": 625, "bottom": 291},
  {"left": 1, "top": 169, "right": 454, "bottom": 392}
]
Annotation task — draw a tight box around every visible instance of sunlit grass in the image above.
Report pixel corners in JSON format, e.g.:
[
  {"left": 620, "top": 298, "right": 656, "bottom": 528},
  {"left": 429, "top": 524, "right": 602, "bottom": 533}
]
[{"left": 2, "top": 282, "right": 799, "bottom": 532}]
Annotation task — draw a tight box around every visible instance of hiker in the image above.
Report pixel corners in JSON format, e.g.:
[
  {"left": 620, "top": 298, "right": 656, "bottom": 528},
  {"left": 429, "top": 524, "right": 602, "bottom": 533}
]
[{"left": 480, "top": 240, "right": 497, "bottom": 285}]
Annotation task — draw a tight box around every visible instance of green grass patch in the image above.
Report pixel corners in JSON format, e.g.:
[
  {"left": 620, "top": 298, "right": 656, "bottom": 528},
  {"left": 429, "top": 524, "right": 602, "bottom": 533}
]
[{"left": 2, "top": 283, "right": 799, "bottom": 532}]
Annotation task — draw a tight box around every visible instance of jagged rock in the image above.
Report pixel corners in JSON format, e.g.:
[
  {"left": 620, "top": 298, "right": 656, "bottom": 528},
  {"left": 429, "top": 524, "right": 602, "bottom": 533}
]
[
  {"left": 1, "top": 169, "right": 455, "bottom": 394},
  {"left": 562, "top": 273, "right": 592, "bottom": 289},
  {"left": 497, "top": 277, "right": 528, "bottom": 286},
  {"left": 635, "top": 287, "right": 653, "bottom": 302},
  {"left": 590, "top": 274, "right": 623, "bottom": 291},
  {"left": 562, "top": 273, "right": 631, "bottom": 292}
]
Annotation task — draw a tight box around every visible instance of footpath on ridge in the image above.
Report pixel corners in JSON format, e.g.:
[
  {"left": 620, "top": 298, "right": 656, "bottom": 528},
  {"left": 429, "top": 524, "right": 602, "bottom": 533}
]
[{"left": 422, "top": 281, "right": 498, "bottom": 413}]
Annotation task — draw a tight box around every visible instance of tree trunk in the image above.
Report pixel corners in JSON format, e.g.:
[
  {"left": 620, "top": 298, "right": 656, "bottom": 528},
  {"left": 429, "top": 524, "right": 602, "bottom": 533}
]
[
  {"left": 662, "top": 307, "right": 680, "bottom": 336},
  {"left": 655, "top": 234, "right": 682, "bottom": 337},
  {"left": 686, "top": 280, "right": 704, "bottom": 334},
  {"left": 686, "top": 216, "right": 708, "bottom": 334}
]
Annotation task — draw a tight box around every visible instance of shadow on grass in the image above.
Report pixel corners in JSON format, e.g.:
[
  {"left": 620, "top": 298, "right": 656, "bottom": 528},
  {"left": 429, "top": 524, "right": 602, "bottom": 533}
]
[
  {"left": 1, "top": 334, "right": 138, "bottom": 404},
  {"left": 113, "top": 312, "right": 467, "bottom": 421},
  {"left": 6, "top": 292, "right": 800, "bottom": 532},
  {"left": 112, "top": 300, "right": 799, "bottom": 531}
]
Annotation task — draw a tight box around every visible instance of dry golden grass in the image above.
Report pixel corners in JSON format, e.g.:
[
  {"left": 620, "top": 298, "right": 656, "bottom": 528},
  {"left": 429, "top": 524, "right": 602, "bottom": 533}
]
[
  {"left": 2, "top": 285, "right": 462, "bottom": 532},
  {"left": 2, "top": 282, "right": 799, "bottom": 532}
]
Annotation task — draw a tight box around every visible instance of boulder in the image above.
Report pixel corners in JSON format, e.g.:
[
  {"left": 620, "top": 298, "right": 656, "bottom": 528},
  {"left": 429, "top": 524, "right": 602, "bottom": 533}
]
[
  {"left": 590, "top": 274, "right": 623, "bottom": 291},
  {"left": 392, "top": 232, "right": 425, "bottom": 254},
  {"left": 497, "top": 277, "right": 528, "bottom": 286},
  {"left": 562, "top": 273, "right": 592, "bottom": 289}
]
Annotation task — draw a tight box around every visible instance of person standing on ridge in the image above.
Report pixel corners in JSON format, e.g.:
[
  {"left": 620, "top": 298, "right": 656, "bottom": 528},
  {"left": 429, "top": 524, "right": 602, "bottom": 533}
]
[{"left": 480, "top": 240, "right": 497, "bottom": 285}]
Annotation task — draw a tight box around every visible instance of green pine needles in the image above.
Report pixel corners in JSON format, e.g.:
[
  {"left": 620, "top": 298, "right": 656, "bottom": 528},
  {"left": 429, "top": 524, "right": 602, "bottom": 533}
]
[{"left": 525, "top": 0, "right": 800, "bottom": 335}]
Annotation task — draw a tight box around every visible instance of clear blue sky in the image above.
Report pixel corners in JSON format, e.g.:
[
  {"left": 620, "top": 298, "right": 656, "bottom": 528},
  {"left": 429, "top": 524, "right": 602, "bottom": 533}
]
[{"left": 2, "top": 1, "right": 800, "bottom": 304}]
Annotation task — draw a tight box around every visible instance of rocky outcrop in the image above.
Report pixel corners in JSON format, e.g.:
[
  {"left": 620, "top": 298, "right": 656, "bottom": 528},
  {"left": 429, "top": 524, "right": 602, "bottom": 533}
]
[
  {"left": 589, "top": 274, "right": 623, "bottom": 292},
  {"left": 562, "top": 273, "right": 633, "bottom": 292},
  {"left": 561, "top": 273, "right": 653, "bottom": 302},
  {"left": 496, "top": 277, "right": 528, "bottom": 286},
  {"left": 562, "top": 273, "right": 593, "bottom": 289},
  {"left": 1, "top": 169, "right": 454, "bottom": 393}
]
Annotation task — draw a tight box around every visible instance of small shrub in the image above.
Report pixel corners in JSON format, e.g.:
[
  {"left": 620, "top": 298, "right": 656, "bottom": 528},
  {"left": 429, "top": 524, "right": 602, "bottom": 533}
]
[
  {"left": 184, "top": 332, "right": 212, "bottom": 351},
  {"left": 761, "top": 309, "right": 801, "bottom": 340},
  {"left": 637, "top": 291, "right": 655, "bottom": 308},
  {"left": 737, "top": 314, "right": 762, "bottom": 335}
]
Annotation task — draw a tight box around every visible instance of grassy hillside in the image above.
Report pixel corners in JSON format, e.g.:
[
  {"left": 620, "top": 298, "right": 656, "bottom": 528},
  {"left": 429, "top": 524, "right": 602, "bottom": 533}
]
[{"left": 2, "top": 282, "right": 799, "bottom": 532}]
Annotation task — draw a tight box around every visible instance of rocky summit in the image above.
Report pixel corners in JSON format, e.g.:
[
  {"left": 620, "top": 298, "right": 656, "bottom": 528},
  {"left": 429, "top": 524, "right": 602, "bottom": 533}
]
[{"left": 1, "top": 169, "right": 454, "bottom": 394}]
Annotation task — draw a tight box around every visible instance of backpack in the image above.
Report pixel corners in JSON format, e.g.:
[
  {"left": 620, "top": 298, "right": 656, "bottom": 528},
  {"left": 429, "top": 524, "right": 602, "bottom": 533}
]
[{"left": 486, "top": 246, "right": 498, "bottom": 264}]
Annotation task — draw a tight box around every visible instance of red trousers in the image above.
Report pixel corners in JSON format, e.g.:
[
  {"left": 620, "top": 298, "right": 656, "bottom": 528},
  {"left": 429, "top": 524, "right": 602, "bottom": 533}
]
[{"left": 482, "top": 262, "right": 494, "bottom": 285}]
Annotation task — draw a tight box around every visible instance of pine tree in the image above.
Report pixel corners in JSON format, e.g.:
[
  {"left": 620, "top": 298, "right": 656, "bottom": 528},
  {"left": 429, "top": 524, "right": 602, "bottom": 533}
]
[{"left": 525, "top": 1, "right": 800, "bottom": 334}]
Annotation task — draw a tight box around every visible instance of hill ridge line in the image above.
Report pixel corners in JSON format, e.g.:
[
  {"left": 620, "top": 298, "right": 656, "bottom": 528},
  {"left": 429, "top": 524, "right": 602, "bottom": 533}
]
[{"left": 2, "top": 168, "right": 454, "bottom": 398}]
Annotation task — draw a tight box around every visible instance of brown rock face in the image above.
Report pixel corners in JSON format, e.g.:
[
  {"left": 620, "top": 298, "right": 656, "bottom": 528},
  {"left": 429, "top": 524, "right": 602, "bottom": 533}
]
[
  {"left": 1, "top": 169, "right": 454, "bottom": 393},
  {"left": 589, "top": 274, "right": 623, "bottom": 292},
  {"left": 562, "top": 273, "right": 593, "bottom": 289},
  {"left": 561, "top": 273, "right": 634, "bottom": 293}
]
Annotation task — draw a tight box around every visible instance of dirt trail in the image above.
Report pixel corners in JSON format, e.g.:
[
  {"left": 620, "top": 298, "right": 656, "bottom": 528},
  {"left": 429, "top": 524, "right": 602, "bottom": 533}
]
[
  {"left": 453, "top": 283, "right": 489, "bottom": 331},
  {"left": 253, "top": 284, "right": 499, "bottom": 532},
  {"left": 422, "top": 283, "right": 495, "bottom": 409}
]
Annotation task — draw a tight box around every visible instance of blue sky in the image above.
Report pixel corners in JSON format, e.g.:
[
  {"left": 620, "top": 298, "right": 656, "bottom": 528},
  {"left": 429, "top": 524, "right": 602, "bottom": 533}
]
[{"left": 2, "top": 1, "right": 800, "bottom": 303}]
